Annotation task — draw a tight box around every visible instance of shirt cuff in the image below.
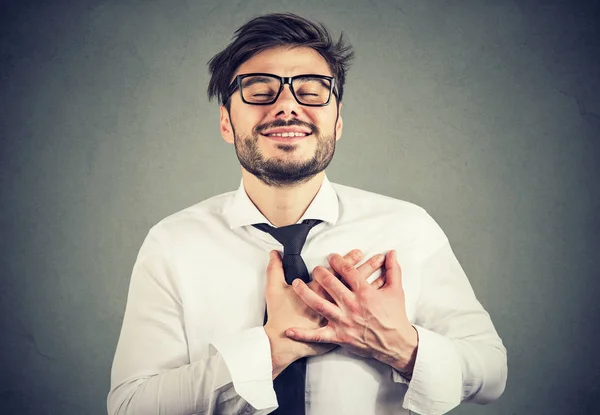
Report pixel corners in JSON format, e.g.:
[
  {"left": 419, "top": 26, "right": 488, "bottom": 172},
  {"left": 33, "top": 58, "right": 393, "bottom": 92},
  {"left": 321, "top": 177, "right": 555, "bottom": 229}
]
[
  {"left": 391, "top": 368, "right": 411, "bottom": 385},
  {"left": 401, "top": 325, "right": 463, "bottom": 415},
  {"left": 210, "top": 326, "right": 277, "bottom": 411}
]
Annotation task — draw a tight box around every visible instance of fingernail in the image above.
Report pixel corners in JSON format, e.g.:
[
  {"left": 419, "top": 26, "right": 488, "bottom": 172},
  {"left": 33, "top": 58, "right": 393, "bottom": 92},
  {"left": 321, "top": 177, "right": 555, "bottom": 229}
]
[
  {"left": 292, "top": 279, "right": 300, "bottom": 287},
  {"left": 328, "top": 254, "right": 334, "bottom": 261},
  {"left": 352, "top": 249, "right": 363, "bottom": 260},
  {"left": 376, "top": 254, "right": 385, "bottom": 262},
  {"left": 287, "top": 330, "right": 295, "bottom": 337}
]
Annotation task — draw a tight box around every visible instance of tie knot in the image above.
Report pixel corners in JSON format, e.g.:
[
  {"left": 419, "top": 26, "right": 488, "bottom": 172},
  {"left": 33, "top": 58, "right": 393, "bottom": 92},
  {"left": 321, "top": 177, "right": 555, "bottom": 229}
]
[{"left": 253, "top": 219, "right": 322, "bottom": 255}]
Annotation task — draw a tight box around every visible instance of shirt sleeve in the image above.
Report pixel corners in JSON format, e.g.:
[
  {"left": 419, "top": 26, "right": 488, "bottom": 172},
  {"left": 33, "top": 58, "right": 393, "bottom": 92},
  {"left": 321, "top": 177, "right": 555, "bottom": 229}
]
[
  {"left": 107, "top": 226, "right": 278, "bottom": 415},
  {"left": 398, "top": 211, "right": 508, "bottom": 415}
]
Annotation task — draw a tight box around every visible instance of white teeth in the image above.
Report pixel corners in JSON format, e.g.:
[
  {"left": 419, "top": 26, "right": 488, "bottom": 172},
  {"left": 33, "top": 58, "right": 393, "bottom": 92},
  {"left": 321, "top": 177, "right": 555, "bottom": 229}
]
[{"left": 266, "top": 132, "right": 308, "bottom": 137}]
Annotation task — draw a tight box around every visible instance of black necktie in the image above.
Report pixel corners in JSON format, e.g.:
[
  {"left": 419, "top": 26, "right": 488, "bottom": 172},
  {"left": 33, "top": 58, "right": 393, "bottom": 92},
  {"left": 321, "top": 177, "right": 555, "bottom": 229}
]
[{"left": 253, "top": 219, "right": 322, "bottom": 415}]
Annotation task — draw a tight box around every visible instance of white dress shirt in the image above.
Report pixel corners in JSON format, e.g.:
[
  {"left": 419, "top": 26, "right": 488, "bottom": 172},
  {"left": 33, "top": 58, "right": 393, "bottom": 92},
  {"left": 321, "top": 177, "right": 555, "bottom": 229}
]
[{"left": 108, "top": 175, "right": 507, "bottom": 415}]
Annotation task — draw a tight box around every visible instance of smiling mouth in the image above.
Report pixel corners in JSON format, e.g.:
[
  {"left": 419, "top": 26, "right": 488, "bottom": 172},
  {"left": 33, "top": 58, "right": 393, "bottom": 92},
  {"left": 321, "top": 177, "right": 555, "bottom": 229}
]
[
  {"left": 263, "top": 132, "right": 310, "bottom": 138},
  {"left": 262, "top": 132, "right": 311, "bottom": 144}
]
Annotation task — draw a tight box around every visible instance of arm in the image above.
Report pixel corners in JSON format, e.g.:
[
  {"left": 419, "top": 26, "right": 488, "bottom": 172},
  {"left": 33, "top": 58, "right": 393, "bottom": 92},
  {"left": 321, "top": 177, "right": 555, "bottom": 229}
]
[
  {"left": 398, "top": 213, "right": 508, "bottom": 415},
  {"left": 107, "top": 228, "right": 277, "bottom": 415},
  {"left": 285, "top": 210, "right": 507, "bottom": 415}
]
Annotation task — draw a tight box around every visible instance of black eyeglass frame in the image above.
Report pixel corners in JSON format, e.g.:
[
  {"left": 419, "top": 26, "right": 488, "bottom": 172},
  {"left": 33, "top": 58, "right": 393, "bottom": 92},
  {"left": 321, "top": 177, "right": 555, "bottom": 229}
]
[{"left": 225, "top": 73, "right": 337, "bottom": 107}]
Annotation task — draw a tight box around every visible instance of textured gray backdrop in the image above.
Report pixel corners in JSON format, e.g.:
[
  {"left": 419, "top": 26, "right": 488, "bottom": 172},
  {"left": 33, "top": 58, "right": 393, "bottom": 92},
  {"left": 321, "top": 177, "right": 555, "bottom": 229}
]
[{"left": 1, "top": 0, "right": 599, "bottom": 414}]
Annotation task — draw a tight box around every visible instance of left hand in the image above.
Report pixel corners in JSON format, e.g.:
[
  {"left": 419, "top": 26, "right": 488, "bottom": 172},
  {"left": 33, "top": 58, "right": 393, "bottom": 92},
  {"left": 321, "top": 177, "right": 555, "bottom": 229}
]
[{"left": 286, "top": 250, "right": 419, "bottom": 373}]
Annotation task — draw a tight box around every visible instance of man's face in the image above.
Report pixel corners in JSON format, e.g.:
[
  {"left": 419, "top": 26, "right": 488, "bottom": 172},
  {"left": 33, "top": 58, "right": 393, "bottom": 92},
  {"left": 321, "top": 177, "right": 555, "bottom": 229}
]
[{"left": 219, "top": 46, "right": 343, "bottom": 187}]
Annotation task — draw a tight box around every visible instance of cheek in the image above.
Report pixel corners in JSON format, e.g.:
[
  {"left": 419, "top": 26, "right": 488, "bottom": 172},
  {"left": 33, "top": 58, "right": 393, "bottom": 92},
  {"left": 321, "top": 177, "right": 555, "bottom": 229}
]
[
  {"left": 231, "top": 109, "right": 264, "bottom": 132},
  {"left": 307, "top": 109, "right": 337, "bottom": 128},
  {"left": 317, "top": 114, "right": 338, "bottom": 133}
]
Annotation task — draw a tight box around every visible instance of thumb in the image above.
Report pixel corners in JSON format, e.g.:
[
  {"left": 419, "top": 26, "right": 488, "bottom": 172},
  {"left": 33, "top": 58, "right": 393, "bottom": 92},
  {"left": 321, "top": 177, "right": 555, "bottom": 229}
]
[
  {"left": 266, "top": 250, "right": 286, "bottom": 291},
  {"left": 382, "top": 250, "right": 402, "bottom": 291}
]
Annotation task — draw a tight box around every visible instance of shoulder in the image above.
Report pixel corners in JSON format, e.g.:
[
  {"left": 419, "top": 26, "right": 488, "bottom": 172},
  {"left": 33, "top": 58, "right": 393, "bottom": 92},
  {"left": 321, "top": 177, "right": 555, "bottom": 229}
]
[
  {"left": 145, "top": 189, "right": 236, "bottom": 245},
  {"left": 331, "top": 181, "right": 428, "bottom": 219},
  {"left": 331, "top": 181, "right": 448, "bottom": 250}
]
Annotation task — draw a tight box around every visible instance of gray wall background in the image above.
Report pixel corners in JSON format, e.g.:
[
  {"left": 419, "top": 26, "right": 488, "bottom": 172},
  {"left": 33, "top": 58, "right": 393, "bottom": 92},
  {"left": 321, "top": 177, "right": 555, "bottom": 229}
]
[{"left": 1, "top": 0, "right": 599, "bottom": 414}]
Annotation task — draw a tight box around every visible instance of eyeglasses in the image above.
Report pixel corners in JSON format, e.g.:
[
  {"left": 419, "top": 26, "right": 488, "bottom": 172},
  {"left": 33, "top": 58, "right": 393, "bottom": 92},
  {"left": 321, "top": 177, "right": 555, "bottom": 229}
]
[{"left": 226, "top": 73, "right": 337, "bottom": 107}]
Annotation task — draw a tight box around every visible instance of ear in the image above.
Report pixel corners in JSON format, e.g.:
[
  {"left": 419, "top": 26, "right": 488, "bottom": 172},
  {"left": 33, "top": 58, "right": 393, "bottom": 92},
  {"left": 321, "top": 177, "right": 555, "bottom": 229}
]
[
  {"left": 335, "top": 102, "right": 343, "bottom": 141},
  {"left": 220, "top": 105, "right": 234, "bottom": 144}
]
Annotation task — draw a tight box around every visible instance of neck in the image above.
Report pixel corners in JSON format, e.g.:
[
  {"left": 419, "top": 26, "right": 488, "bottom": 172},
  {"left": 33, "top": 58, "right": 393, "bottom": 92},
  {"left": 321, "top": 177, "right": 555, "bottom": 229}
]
[{"left": 242, "top": 168, "right": 325, "bottom": 227}]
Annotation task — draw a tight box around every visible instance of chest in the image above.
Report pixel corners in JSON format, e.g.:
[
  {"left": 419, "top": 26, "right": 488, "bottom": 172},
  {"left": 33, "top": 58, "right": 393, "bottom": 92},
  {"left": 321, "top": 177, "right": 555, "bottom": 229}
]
[{"left": 179, "top": 222, "right": 423, "bottom": 350}]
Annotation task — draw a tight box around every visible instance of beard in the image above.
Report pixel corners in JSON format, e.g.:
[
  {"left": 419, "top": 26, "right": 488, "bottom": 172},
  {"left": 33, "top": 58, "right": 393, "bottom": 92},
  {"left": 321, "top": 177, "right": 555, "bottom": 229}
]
[{"left": 231, "top": 116, "right": 337, "bottom": 188}]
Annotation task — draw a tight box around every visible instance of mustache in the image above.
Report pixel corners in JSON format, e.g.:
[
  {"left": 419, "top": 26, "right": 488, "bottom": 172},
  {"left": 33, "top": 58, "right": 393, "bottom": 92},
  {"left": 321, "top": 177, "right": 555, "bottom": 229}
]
[{"left": 254, "top": 119, "right": 319, "bottom": 135}]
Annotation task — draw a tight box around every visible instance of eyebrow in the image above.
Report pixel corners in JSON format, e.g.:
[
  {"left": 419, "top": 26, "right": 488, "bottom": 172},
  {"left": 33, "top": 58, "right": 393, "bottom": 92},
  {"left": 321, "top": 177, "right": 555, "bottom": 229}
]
[
  {"left": 242, "top": 76, "right": 276, "bottom": 87},
  {"left": 293, "top": 75, "right": 331, "bottom": 88}
]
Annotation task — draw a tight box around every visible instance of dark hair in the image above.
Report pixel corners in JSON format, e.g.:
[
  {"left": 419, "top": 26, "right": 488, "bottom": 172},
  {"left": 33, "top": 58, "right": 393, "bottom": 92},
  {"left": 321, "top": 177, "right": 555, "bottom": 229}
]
[{"left": 207, "top": 13, "right": 354, "bottom": 109}]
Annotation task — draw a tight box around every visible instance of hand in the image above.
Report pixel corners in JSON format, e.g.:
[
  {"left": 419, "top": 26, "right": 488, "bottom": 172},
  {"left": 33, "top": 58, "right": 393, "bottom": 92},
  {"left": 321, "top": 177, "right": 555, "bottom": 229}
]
[
  {"left": 286, "top": 250, "right": 419, "bottom": 374},
  {"left": 311, "top": 250, "right": 386, "bottom": 303},
  {"left": 263, "top": 249, "right": 385, "bottom": 378},
  {"left": 264, "top": 249, "right": 358, "bottom": 378}
]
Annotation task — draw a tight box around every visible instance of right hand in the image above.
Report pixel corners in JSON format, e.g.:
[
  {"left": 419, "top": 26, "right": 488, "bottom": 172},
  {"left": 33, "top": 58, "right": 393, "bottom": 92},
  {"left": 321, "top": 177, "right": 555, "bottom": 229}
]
[{"left": 264, "top": 249, "right": 385, "bottom": 378}]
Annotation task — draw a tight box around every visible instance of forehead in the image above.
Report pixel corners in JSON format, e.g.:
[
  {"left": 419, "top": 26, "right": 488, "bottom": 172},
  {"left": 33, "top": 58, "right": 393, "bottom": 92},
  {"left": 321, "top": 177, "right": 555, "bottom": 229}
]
[{"left": 234, "top": 46, "right": 332, "bottom": 78}]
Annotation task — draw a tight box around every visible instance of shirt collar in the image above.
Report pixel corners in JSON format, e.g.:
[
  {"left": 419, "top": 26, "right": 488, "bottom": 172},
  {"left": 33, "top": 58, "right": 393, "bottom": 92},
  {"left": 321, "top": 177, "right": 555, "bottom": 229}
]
[{"left": 223, "top": 175, "right": 339, "bottom": 229}]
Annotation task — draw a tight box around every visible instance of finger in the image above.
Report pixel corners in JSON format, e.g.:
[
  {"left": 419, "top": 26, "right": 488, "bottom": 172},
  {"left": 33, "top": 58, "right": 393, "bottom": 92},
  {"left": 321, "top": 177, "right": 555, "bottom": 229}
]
[
  {"left": 286, "top": 325, "right": 337, "bottom": 344},
  {"left": 338, "top": 249, "right": 363, "bottom": 268},
  {"left": 324, "top": 249, "right": 363, "bottom": 277},
  {"left": 328, "top": 253, "right": 362, "bottom": 292},
  {"left": 292, "top": 278, "right": 342, "bottom": 322},
  {"left": 382, "top": 250, "right": 402, "bottom": 291},
  {"left": 355, "top": 253, "right": 385, "bottom": 285},
  {"left": 310, "top": 249, "right": 362, "bottom": 300},
  {"left": 312, "top": 266, "right": 355, "bottom": 308},
  {"left": 307, "top": 279, "right": 332, "bottom": 302},
  {"left": 370, "top": 274, "right": 386, "bottom": 290},
  {"left": 265, "top": 250, "right": 286, "bottom": 292}
]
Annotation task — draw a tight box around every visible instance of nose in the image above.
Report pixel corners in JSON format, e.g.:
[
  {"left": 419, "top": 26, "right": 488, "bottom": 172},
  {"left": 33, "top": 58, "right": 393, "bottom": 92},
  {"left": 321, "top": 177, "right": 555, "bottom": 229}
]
[{"left": 270, "top": 84, "right": 300, "bottom": 118}]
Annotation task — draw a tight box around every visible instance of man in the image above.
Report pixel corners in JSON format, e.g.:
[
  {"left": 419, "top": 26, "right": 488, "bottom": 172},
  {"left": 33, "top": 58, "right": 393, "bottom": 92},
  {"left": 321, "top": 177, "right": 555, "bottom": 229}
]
[{"left": 108, "top": 13, "right": 507, "bottom": 415}]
